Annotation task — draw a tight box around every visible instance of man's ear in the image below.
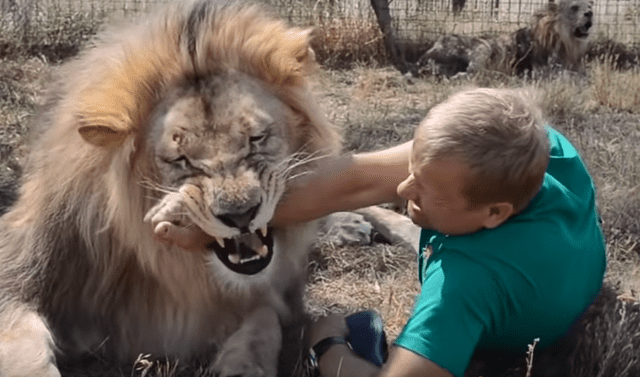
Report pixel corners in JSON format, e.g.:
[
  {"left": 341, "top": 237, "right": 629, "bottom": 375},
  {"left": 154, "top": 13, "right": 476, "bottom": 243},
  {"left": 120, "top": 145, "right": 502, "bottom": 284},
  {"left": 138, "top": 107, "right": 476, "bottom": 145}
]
[{"left": 482, "top": 202, "right": 514, "bottom": 229}]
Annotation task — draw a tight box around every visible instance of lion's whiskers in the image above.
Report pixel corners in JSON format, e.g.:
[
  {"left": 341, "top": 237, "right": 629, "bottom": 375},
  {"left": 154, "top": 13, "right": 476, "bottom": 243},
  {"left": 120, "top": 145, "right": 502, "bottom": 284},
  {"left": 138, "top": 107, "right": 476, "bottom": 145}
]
[
  {"left": 279, "top": 150, "right": 333, "bottom": 179},
  {"left": 139, "top": 179, "right": 178, "bottom": 196},
  {"left": 284, "top": 171, "right": 313, "bottom": 182}
]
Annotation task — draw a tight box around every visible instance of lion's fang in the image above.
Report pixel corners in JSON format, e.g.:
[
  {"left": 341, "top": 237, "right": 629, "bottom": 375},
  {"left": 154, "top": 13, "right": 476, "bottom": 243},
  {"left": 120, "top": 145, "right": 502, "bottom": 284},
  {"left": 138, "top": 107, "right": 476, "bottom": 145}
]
[
  {"left": 258, "top": 245, "right": 268, "bottom": 257},
  {"left": 228, "top": 253, "right": 241, "bottom": 264},
  {"left": 259, "top": 227, "right": 268, "bottom": 238},
  {"left": 215, "top": 237, "right": 225, "bottom": 248}
]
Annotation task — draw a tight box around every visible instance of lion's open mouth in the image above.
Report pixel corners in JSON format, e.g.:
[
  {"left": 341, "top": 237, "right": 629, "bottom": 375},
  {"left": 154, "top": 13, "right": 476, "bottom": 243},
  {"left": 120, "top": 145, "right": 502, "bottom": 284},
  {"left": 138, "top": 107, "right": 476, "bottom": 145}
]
[
  {"left": 207, "top": 227, "right": 274, "bottom": 275},
  {"left": 574, "top": 22, "right": 592, "bottom": 39}
]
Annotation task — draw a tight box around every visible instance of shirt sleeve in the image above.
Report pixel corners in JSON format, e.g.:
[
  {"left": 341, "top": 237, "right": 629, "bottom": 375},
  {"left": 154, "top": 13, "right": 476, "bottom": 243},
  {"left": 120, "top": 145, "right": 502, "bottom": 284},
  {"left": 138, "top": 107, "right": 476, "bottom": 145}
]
[{"left": 394, "top": 252, "right": 503, "bottom": 377}]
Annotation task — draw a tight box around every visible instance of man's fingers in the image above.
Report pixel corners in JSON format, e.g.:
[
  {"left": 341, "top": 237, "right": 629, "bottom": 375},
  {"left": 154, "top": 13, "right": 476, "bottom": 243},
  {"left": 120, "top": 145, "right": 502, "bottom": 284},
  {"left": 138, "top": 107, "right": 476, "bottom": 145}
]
[{"left": 153, "top": 221, "right": 214, "bottom": 252}]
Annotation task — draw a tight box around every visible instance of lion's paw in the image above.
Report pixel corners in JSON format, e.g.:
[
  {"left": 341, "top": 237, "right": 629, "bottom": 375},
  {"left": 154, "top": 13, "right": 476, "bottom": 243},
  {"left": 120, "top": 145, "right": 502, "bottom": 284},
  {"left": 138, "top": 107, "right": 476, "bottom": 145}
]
[
  {"left": 211, "top": 307, "right": 281, "bottom": 377},
  {"left": 0, "top": 308, "right": 62, "bottom": 377},
  {"left": 211, "top": 357, "right": 272, "bottom": 377},
  {"left": 211, "top": 344, "right": 278, "bottom": 377}
]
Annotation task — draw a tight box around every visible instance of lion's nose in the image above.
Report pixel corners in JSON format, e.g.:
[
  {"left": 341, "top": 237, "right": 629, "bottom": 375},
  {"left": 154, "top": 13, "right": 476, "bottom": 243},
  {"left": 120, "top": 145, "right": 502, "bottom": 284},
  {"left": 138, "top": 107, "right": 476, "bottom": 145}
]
[
  {"left": 218, "top": 204, "right": 260, "bottom": 230},
  {"left": 585, "top": 10, "right": 593, "bottom": 18}
]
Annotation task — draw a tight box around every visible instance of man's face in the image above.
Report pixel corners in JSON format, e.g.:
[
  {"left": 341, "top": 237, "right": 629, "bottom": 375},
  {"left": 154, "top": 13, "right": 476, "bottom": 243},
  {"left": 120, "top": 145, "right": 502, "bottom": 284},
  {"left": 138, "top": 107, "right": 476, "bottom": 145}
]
[{"left": 396, "top": 154, "right": 491, "bottom": 236}]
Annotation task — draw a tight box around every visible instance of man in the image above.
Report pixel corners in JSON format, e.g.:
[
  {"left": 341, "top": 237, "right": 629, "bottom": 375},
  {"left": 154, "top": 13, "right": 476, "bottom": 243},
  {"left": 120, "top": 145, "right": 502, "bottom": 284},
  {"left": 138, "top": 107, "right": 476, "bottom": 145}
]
[{"left": 159, "top": 88, "right": 606, "bottom": 377}]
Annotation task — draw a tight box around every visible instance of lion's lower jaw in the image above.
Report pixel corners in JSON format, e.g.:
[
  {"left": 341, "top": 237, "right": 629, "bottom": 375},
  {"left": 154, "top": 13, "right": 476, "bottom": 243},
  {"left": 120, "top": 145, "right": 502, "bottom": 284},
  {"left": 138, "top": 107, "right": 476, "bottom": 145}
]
[{"left": 204, "top": 222, "right": 317, "bottom": 318}]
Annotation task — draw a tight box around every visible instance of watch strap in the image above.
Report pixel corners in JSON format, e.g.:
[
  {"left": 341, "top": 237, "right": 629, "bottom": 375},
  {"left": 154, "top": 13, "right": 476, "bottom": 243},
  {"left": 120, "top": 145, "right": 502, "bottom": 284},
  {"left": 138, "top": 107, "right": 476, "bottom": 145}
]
[{"left": 310, "top": 336, "right": 352, "bottom": 368}]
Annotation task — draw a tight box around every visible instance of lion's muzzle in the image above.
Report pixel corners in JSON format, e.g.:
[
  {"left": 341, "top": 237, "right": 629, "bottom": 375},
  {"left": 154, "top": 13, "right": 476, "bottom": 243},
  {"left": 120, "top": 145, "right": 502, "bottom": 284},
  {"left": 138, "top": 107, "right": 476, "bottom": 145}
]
[{"left": 574, "top": 10, "right": 593, "bottom": 39}]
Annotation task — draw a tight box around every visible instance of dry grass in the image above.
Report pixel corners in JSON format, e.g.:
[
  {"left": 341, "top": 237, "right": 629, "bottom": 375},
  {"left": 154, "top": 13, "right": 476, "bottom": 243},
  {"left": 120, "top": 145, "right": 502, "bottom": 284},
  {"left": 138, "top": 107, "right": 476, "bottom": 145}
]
[
  {"left": 0, "top": 57, "right": 48, "bottom": 212},
  {"left": 310, "top": 18, "right": 386, "bottom": 69},
  {"left": 0, "top": 4, "right": 102, "bottom": 61},
  {"left": 306, "top": 243, "right": 420, "bottom": 341},
  {"left": 590, "top": 60, "right": 640, "bottom": 112},
  {"left": 0, "top": 4, "right": 639, "bottom": 377}
]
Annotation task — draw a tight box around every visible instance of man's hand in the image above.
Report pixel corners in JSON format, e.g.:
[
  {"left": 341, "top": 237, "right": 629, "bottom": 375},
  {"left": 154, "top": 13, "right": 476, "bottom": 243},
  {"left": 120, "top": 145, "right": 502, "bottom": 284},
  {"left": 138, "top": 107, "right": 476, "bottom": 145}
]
[
  {"left": 309, "top": 314, "right": 454, "bottom": 377},
  {"left": 151, "top": 221, "right": 214, "bottom": 252}
]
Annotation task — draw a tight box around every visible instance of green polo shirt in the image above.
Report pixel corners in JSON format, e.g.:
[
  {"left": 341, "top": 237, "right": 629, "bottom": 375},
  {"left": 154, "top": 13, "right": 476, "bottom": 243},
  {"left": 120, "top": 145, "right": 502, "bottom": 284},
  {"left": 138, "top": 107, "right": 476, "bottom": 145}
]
[{"left": 394, "top": 127, "right": 606, "bottom": 377}]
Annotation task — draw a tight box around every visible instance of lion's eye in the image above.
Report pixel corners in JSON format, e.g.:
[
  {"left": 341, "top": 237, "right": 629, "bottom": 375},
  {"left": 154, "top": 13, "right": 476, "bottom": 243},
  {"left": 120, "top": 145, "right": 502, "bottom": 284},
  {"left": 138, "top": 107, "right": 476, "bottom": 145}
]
[
  {"left": 249, "top": 133, "right": 267, "bottom": 145},
  {"left": 162, "top": 155, "right": 207, "bottom": 178},
  {"left": 249, "top": 131, "right": 270, "bottom": 153}
]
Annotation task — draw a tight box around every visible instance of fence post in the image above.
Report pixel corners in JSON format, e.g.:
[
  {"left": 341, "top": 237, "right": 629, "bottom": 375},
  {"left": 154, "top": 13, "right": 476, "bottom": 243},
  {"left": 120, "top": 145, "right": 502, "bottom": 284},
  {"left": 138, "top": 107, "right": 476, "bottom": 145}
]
[{"left": 369, "top": 0, "right": 412, "bottom": 74}]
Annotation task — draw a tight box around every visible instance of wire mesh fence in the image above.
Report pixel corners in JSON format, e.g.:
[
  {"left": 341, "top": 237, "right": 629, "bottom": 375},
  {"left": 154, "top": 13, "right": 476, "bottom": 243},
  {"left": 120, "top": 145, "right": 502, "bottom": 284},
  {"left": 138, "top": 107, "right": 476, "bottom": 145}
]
[
  {"left": 275, "top": 0, "right": 640, "bottom": 44},
  {"left": 1, "top": 0, "right": 639, "bottom": 57}
]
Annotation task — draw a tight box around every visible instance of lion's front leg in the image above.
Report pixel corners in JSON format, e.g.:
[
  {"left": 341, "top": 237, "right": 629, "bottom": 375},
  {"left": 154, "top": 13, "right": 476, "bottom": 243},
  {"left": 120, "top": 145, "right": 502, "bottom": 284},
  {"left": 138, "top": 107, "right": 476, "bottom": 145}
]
[
  {"left": 0, "top": 302, "right": 61, "bottom": 377},
  {"left": 212, "top": 306, "right": 282, "bottom": 377}
]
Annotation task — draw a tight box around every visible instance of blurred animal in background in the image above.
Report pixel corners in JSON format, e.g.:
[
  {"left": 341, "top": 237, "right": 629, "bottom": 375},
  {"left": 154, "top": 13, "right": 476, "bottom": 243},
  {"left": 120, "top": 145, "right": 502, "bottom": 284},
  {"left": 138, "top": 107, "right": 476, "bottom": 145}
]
[
  {"left": 0, "top": 0, "right": 340, "bottom": 376},
  {"left": 418, "top": 0, "right": 594, "bottom": 77}
]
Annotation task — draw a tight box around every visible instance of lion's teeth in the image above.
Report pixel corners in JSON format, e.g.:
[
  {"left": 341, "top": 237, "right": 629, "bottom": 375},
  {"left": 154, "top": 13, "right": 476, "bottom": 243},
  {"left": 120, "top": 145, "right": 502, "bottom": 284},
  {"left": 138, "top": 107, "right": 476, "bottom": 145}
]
[
  {"left": 259, "top": 227, "right": 268, "bottom": 238},
  {"left": 215, "top": 237, "right": 225, "bottom": 248},
  {"left": 228, "top": 253, "right": 241, "bottom": 264},
  {"left": 258, "top": 245, "right": 269, "bottom": 257}
]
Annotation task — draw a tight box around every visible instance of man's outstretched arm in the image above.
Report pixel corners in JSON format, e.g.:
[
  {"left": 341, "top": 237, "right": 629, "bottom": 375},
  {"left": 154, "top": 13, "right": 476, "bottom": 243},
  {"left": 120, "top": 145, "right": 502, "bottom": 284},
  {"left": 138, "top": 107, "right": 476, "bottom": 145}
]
[
  {"left": 150, "top": 141, "right": 412, "bottom": 250},
  {"left": 270, "top": 141, "right": 412, "bottom": 226}
]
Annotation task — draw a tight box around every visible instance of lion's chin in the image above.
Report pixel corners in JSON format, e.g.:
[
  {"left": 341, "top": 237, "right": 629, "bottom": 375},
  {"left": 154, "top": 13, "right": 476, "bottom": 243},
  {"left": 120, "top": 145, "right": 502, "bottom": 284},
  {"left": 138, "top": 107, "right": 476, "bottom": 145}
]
[{"left": 207, "top": 227, "right": 274, "bottom": 275}]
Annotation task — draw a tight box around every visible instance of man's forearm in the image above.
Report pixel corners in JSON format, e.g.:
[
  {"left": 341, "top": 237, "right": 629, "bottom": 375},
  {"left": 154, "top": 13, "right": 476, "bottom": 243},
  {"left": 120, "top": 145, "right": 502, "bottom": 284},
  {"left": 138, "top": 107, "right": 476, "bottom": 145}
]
[
  {"left": 271, "top": 154, "right": 360, "bottom": 225},
  {"left": 271, "top": 141, "right": 412, "bottom": 226},
  {"left": 351, "top": 141, "right": 412, "bottom": 206}
]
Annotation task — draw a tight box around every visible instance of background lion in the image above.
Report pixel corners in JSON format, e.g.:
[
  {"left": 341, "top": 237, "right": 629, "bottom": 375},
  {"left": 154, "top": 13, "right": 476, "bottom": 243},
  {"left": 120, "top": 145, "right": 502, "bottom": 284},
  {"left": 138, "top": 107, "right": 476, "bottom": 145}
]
[
  {"left": 0, "top": 0, "right": 341, "bottom": 376},
  {"left": 417, "top": 0, "right": 594, "bottom": 77}
]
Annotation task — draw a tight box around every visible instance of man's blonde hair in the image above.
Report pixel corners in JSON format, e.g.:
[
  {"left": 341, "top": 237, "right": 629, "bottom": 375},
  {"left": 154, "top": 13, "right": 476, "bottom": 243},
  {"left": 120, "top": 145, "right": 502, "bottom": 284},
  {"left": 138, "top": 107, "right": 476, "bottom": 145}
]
[{"left": 414, "top": 87, "right": 550, "bottom": 212}]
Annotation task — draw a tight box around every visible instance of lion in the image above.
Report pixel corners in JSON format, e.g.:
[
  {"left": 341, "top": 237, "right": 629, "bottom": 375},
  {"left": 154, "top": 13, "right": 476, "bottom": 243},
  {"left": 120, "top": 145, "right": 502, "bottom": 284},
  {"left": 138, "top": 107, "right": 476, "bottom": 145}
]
[
  {"left": 417, "top": 0, "right": 594, "bottom": 77},
  {"left": 0, "top": 0, "right": 341, "bottom": 376}
]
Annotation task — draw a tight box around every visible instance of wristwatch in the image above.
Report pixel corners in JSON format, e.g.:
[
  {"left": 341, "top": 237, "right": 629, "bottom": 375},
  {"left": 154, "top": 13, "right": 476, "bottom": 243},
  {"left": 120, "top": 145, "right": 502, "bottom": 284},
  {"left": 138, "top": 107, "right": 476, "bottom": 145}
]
[{"left": 309, "top": 336, "right": 352, "bottom": 370}]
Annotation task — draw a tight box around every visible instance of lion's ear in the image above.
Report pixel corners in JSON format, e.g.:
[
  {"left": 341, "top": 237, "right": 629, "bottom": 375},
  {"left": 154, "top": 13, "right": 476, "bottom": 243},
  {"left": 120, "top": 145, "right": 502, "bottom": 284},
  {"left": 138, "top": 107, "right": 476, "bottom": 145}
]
[
  {"left": 287, "top": 28, "right": 317, "bottom": 76},
  {"left": 78, "top": 124, "right": 129, "bottom": 147},
  {"left": 257, "top": 27, "right": 317, "bottom": 86},
  {"left": 76, "top": 77, "right": 142, "bottom": 147}
]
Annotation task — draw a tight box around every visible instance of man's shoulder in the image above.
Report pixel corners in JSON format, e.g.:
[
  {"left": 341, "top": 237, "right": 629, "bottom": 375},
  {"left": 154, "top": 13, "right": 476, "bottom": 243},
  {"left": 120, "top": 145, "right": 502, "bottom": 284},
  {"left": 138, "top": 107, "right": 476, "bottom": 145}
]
[
  {"left": 546, "top": 125, "right": 579, "bottom": 158},
  {"left": 545, "top": 127, "right": 592, "bottom": 183}
]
